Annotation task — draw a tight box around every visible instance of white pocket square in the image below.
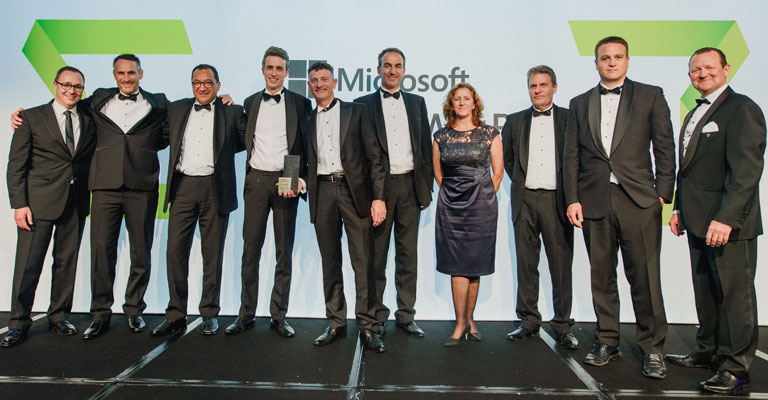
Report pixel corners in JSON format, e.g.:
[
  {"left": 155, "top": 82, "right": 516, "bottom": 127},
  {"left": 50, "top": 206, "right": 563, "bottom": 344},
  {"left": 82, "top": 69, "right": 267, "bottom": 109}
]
[{"left": 702, "top": 121, "right": 719, "bottom": 133}]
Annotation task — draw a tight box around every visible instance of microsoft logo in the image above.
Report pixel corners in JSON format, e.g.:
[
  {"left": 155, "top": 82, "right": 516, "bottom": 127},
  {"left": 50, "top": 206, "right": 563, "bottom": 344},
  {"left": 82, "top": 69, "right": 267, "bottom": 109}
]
[{"left": 288, "top": 59, "right": 326, "bottom": 98}]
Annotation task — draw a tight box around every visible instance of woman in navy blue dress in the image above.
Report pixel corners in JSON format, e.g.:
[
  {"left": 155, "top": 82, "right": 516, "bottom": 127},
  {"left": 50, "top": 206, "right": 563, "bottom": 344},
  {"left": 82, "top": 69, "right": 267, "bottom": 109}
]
[{"left": 433, "top": 83, "right": 503, "bottom": 346}]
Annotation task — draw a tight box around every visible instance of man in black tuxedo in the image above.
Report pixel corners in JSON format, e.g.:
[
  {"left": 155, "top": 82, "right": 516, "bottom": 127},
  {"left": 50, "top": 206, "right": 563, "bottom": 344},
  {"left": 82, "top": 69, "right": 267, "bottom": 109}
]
[
  {"left": 305, "top": 62, "right": 387, "bottom": 352},
  {"left": 502, "top": 65, "right": 576, "bottom": 349},
  {"left": 80, "top": 54, "right": 170, "bottom": 338},
  {"left": 666, "top": 48, "right": 765, "bottom": 395},
  {"left": 353, "top": 48, "right": 432, "bottom": 338},
  {"left": 150, "top": 64, "right": 246, "bottom": 337},
  {"left": 563, "top": 36, "right": 675, "bottom": 378},
  {"left": 2, "top": 67, "right": 96, "bottom": 347},
  {"left": 225, "top": 46, "right": 311, "bottom": 338}
]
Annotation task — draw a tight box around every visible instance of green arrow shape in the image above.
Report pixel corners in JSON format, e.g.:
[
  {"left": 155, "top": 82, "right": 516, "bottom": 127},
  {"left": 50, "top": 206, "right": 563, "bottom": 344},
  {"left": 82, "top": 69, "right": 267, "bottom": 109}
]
[
  {"left": 569, "top": 20, "right": 750, "bottom": 222},
  {"left": 22, "top": 19, "right": 193, "bottom": 95},
  {"left": 569, "top": 20, "right": 749, "bottom": 122}
]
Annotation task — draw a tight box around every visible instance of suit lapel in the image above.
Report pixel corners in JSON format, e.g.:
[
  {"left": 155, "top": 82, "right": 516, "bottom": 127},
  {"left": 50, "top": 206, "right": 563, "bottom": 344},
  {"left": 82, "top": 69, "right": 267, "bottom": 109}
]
[
  {"left": 339, "top": 100, "right": 351, "bottom": 148},
  {"left": 128, "top": 88, "right": 157, "bottom": 134},
  {"left": 519, "top": 108, "right": 533, "bottom": 175},
  {"left": 682, "top": 87, "right": 732, "bottom": 171},
  {"left": 43, "top": 102, "right": 71, "bottom": 156},
  {"left": 587, "top": 86, "right": 606, "bottom": 158},
  {"left": 609, "top": 79, "right": 634, "bottom": 154},
  {"left": 310, "top": 109, "right": 318, "bottom": 155},
  {"left": 284, "top": 90, "right": 298, "bottom": 151},
  {"left": 554, "top": 106, "right": 565, "bottom": 172},
  {"left": 171, "top": 99, "right": 195, "bottom": 169},
  {"left": 74, "top": 112, "right": 92, "bottom": 156},
  {"left": 373, "top": 92, "right": 388, "bottom": 156},
  {"left": 403, "top": 92, "right": 422, "bottom": 159},
  {"left": 213, "top": 98, "right": 225, "bottom": 165},
  {"left": 245, "top": 90, "right": 263, "bottom": 158}
]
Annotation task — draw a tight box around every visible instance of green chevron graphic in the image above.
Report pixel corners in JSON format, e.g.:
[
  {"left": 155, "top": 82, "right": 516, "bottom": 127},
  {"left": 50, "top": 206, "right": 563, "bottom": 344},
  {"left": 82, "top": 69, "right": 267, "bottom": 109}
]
[
  {"left": 570, "top": 20, "right": 750, "bottom": 222},
  {"left": 22, "top": 19, "right": 193, "bottom": 95},
  {"left": 569, "top": 21, "right": 749, "bottom": 122}
]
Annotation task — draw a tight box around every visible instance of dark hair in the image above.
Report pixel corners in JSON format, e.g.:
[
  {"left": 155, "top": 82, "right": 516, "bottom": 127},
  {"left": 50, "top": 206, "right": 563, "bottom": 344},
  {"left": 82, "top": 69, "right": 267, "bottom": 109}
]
[
  {"left": 262, "top": 46, "right": 289, "bottom": 68},
  {"left": 594, "top": 36, "right": 628, "bottom": 59},
  {"left": 443, "top": 83, "right": 484, "bottom": 128},
  {"left": 54, "top": 66, "right": 85, "bottom": 84},
  {"left": 689, "top": 47, "right": 728, "bottom": 67},
  {"left": 377, "top": 47, "right": 406, "bottom": 68},
  {"left": 308, "top": 61, "right": 334, "bottom": 76},
  {"left": 191, "top": 64, "right": 219, "bottom": 82},
  {"left": 526, "top": 65, "right": 557, "bottom": 86},
  {"left": 113, "top": 54, "right": 142, "bottom": 71}
]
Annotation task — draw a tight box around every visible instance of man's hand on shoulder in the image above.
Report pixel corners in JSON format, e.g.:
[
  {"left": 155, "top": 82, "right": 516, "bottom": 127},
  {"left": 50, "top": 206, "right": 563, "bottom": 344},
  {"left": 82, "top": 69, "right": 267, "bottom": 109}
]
[{"left": 10, "top": 108, "right": 24, "bottom": 131}]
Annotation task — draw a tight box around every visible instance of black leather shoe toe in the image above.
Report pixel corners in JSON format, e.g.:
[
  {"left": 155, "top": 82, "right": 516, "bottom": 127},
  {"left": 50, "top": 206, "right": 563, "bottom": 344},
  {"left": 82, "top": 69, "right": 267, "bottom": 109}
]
[
  {"left": 224, "top": 317, "right": 256, "bottom": 335},
  {"left": 201, "top": 317, "right": 219, "bottom": 335},
  {"left": 558, "top": 332, "right": 579, "bottom": 349},
  {"left": 506, "top": 326, "right": 539, "bottom": 341},
  {"left": 49, "top": 320, "right": 77, "bottom": 335},
  {"left": 362, "top": 329, "right": 386, "bottom": 353},
  {"left": 151, "top": 318, "right": 187, "bottom": 337},
  {"left": 270, "top": 319, "right": 295, "bottom": 338},
  {"left": 665, "top": 353, "right": 716, "bottom": 369},
  {"left": 396, "top": 321, "right": 425, "bottom": 338},
  {"left": 1, "top": 329, "right": 29, "bottom": 348},
  {"left": 313, "top": 326, "right": 347, "bottom": 346},
  {"left": 642, "top": 353, "right": 667, "bottom": 379},
  {"left": 83, "top": 320, "right": 110, "bottom": 340},
  {"left": 583, "top": 343, "right": 621, "bottom": 366},
  {"left": 699, "top": 370, "right": 750, "bottom": 394},
  {"left": 127, "top": 315, "right": 146, "bottom": 332}
]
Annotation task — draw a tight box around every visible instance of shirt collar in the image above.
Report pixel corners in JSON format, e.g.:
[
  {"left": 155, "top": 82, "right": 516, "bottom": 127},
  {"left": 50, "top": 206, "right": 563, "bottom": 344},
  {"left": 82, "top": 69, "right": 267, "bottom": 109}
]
[
  {"left": 703, "top": 84, "right": 728, "bottom": 104},
  {"left": 52, "top": 99, "right": 76, "bottom": 115}
]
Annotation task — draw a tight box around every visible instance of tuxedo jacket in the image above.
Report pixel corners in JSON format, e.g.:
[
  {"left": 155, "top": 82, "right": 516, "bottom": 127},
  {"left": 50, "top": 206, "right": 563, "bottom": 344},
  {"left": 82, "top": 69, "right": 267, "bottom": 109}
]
[
  {"left": 563, "top": 79, "right": 676, "bottom": 218},
  {"left": 353, "top": 90, "right": 433, "bottom": 206},
  {"left": 305, "top": 100, "right": 386, "bottom": 222},
  {"left": 80, "top": 87, "right": 169, "bottom": 191},
  {"left": 502, "top": 105, "right": 568, "bottom": 223},
  {"left": 7, "top": 101, "right": 96, "bottom": 219},
  {"left": 163, "top": 97, "right": 247, "bottom": 214},
  {"left": 674, "top": 86, "right": 766, "bottom": 239},
  {"left": 243, "top": 89, "right": 311, "bottom": 186}
]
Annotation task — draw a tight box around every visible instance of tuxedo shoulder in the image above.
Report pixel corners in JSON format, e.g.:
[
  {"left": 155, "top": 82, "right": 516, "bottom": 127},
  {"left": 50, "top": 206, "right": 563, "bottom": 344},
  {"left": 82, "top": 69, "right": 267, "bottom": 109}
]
[
  {"left": 506, "top": 108, "right": 529, "bottom": 120},
  {"left": 402, "top": 91, "right": 426, "bottom": 102},
  {"left": 170, "top": 98, "right": 194, "bottom": 108},
  {"left": 224, "top": 103, "right": 245, "bottom": 114},
  {"left": 143, "top": 90, "right": 168, "bottom": 102},
  {"left": 630, "top": 80, "right": 664, "bottom": 93},
  {"left": 24, "top": 102, "right": 53, "bottom": 116},
  {"left": 353, "top": 92, "right": 377, "bottom": 104}
]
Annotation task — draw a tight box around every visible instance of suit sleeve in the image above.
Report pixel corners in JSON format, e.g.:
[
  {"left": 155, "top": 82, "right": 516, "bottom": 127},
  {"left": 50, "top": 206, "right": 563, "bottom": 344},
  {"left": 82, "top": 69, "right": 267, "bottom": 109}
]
[
  {"left": 419, "top": 98, "right": 434, "bottom": 188},
  {"left": 501, "top": 115, "right": 515, "bottom": 178},
  {"left": 6, "top": 110, "right": 33, "bottom": 209},
  {"left": 563, "top": 100, "right": 580, "bottom": 205},
  {"left": 714, "top": 100, "right": 767, "bottom": 228},
  {"left": 649, "top": 88, "right": 676, "bottom": 202},
  {"left": 234, "top": 105, "right": 247, "bottom": 152},
  {"left": 361, "top": 104, "right": 386, "bottom": 200}
]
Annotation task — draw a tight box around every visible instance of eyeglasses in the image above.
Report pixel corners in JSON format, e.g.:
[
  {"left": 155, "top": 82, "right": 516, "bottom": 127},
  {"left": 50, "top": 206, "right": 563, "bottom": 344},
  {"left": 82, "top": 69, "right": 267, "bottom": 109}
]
[
  {"left": 55, "top": 81, "right": 84, "bottom": 92},
  {"left": 192, "top": 80, "right": 217, "bottom": 88}
]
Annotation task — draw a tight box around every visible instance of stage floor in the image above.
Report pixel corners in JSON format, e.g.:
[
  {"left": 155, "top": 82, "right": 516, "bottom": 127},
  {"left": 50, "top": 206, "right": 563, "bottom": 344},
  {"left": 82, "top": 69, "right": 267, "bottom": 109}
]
[{"left": 0, "top": 313, "right": 766, "bottom": 399}]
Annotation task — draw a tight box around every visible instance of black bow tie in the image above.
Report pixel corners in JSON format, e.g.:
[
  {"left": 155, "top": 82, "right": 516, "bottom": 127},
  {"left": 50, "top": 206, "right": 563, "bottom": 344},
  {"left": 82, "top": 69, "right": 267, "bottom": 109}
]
[
  {"left": 532, "top": 108, "right": 552, "bottom": 117},
  {"left": 320, "top": 98, "right": 338, "bottom": 113},
  {"left": 194, "top": 103, "right": 211, "bottom": 112},
  {"left": 118, "top": 93, "right": 138, "bottom": 101},
  {"left": 263, "top": 92, "right": 282, "bottom": 103},
  {"left": 382, "top": 90, "right": 401, "bottom": 99},
  {"left": 599, "top": 86, "right": 622, "bottom": 95},
  {"left": 695, "top": 98, "right": 711, "bottom": 106}
]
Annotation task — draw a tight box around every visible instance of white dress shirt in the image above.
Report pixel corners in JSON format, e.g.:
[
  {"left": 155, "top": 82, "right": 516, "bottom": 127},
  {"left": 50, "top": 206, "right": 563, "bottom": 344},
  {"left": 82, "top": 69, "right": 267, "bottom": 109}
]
[
  {"left": 682, "top": 84, "right": 728, "bottom": 156},
  {"left": 52, "top": 100, "right": 80, "bottom": 147},
  {"left": 249, "top": 91, "right": 288, "bottom": 171},
  {"left": 380, "top": 89, "right": 414, "bottom": 174},
  {"left": 176, "top": 102, "right": 215, "bottom": 176},
  {"left": 525, "top": 107, "right": 557, "bottom": 190},
  {"left": 316, "top": 100, "right": 343, "bottom": 175},
  {"left": 101, "top": 90, "right": 152, "bottom": 133},
  {"left": 599, "top": 84, "right": 621, "bottom": 184}
]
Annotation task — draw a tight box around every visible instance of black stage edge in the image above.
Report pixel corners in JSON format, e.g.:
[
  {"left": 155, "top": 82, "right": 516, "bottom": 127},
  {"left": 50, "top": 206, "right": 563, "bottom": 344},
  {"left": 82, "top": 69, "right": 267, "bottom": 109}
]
[{"left": 0, "top": 313, "right": 767, "bottom": 399}]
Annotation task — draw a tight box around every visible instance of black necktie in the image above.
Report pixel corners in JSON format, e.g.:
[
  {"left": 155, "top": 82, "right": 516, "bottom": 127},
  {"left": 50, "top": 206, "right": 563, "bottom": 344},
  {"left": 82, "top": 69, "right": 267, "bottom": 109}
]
[
  {"left": 263, "top": 92, "right": 282, "bottom": 103},
  {"left": 382, "top": 90, "right": 401, "bottom": 99},
  {"left": 532, "top": 108, "right": 552, "bottom": 117},
  {"left": 320, "top": 98, "right": 338, "bottom": 113},
  {"left": 64, "top": 110, "right": 75, "bottom": 155},
  {"left": 194, "top": 103, "right": 211, "bottom": 112},
  {"left": 599, "top": 86, "right": 622, "bottom": 95},
  {"left": 695, "top": 98, "right": 711, "bottom": 106},
  {"left": 118, "top": 93, "right": 138, "bottom": 101}
]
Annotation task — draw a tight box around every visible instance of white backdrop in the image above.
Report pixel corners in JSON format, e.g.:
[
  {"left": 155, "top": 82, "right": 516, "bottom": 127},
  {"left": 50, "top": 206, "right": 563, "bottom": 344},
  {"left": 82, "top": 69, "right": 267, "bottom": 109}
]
[{"left": 0, "top": 0, "right": 766, "bottom": 324}]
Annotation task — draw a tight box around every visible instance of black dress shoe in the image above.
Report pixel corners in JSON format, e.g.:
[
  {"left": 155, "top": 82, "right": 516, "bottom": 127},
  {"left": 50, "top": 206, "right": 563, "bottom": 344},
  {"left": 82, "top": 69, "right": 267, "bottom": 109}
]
[
  {"left": 83, "top": 320, "right": 110, "bottom": 340},
  {"left": 642, "top": 353, "right": 667, "bottom": 379},
  {"left": 361, "top": 329, "right": 386, "bottom": 353},
  {"left": 127, "top": 315, "right": 146, "bottom": 332},
  {"left": 558, "top": 332, "right": 579, "bottom": 349},
  {"left": 396, "top": 321, "right": 425, "bottom": 338},
  {"left": 270, "top": 319, "right": 295, "bottom": 338},
  {"left": 151, "top": 319, "right": 187, "bottom": 337},
  {"left": 313, "top": 326, "right": 347, "bottom": 346},
  {"left": 49, "top": 320, "right": 77, "bottom": 335},
  {"left": 372, "top": 322, "right": 386, "bottom": 337},
  {"left": 201, "top": 317, "right": 219, "bottom": 335},
  {"left": 506, "top": 326, "right": 539, "bottom": 341},
  {"left": 224, "top": 317, "right": 256, "bottom": 335},
  {"left": 665, "top": 353, "right": 716, "bottom": 369},
  {"left": 1, "top": 329, "right": 29, "bottom": 348},
  {"left": 699, "top": 370, "right": 750, "bottom": 394},
  {"left": 584, "top": 343, "right": 621, "bottom": 366}
]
